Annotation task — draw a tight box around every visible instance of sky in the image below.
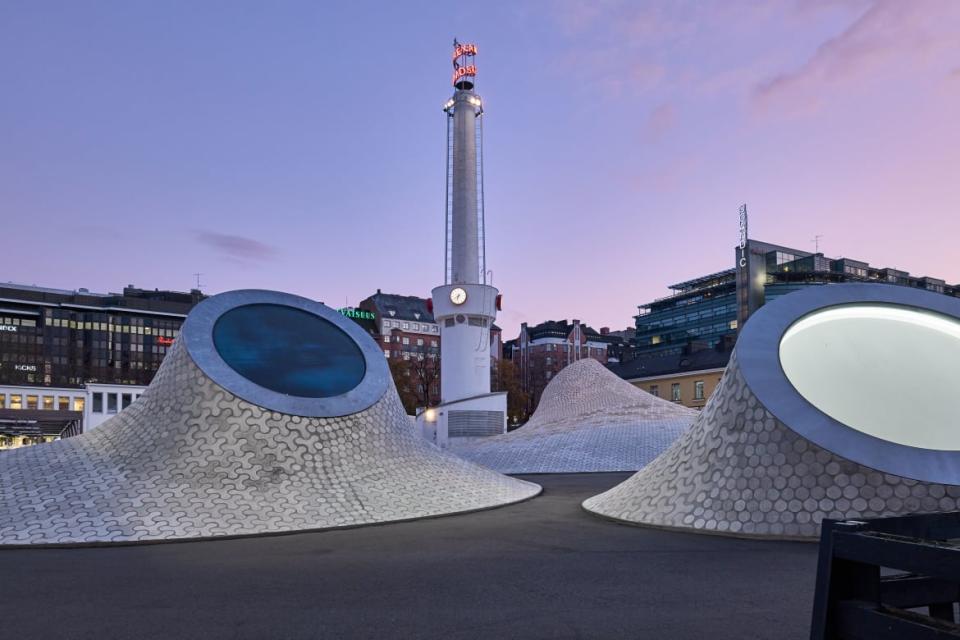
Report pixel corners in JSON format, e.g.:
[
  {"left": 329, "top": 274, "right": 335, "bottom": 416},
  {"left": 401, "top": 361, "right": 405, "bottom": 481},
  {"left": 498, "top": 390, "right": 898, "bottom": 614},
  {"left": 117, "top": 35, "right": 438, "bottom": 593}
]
[{"left": 2, "top": 0, "right": 959, "bottom": 338}]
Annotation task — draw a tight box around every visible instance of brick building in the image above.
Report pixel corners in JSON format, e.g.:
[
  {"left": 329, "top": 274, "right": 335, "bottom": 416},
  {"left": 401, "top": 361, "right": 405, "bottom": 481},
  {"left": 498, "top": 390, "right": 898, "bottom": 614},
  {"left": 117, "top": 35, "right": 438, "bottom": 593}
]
[
  {"left": 509, "top": 319, "right": 624, "bottom": 412},
  {"left": 349, "top": 290, "right": 502, "bottom": 407}
]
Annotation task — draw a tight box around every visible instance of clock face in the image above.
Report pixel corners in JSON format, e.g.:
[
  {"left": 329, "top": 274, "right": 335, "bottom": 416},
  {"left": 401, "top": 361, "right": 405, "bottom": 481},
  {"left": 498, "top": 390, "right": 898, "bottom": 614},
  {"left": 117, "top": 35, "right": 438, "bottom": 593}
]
[{"left": 450, "top": 287, "right": 467, "bottom": 305}]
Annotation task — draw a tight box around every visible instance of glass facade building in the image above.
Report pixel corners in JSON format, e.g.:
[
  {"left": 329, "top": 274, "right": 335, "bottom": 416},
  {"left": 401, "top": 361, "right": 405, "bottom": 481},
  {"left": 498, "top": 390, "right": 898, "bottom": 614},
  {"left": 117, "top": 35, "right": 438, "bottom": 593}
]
[
  {"left": 0, "top": 283, "right": 204, "bottom": 446},
  {"left": 634, "top": 240, "right": 960, "bottom": 358},
  {"left": 635, "top": 270, "right": 738, "bottom": 357},
  {"left": 0, "top": 284, "right": 202, "bottom": 388}
]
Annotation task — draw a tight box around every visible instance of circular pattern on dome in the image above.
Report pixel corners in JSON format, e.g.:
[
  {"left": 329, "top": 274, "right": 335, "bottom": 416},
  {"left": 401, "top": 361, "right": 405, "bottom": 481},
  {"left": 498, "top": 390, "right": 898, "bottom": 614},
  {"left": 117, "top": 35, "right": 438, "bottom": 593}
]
[{"left": 213, "top": 304, "right": 366, "bottom": 398}]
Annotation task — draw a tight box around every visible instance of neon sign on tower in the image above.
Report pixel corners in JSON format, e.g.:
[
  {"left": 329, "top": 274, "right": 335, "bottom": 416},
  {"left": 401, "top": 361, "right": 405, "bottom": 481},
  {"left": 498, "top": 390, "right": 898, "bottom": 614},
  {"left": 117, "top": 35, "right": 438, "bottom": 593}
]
[{"left": 451, "top": 41, "right": 478, "bottom": 87}]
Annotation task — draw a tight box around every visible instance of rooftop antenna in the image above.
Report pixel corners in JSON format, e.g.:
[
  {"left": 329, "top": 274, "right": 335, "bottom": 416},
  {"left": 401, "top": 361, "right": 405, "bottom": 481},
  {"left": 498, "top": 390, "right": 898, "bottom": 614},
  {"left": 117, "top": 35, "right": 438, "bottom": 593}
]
[
  {"left": 812, "top": 235, "right": 823, "bottom": 254},
  {"left": 193, "top": 273, "right": 203, "bottom": 290}
]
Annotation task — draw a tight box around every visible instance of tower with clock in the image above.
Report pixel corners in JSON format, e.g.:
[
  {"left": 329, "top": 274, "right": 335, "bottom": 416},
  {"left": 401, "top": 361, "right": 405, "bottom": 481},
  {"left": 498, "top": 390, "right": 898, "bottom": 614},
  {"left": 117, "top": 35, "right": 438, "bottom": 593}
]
[{"left": 422, "top": 39, "right": 507, "bottom": 444}]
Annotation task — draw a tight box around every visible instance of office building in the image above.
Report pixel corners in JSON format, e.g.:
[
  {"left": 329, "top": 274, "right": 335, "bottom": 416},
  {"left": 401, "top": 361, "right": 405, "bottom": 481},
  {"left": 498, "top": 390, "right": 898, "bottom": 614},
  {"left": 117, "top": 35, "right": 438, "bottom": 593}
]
[
  {"left": 0, "top": 282, "right": 203, "bottom": 445},
  {"left": 634, "top": 239, "right": 960, "bottom": 358}
]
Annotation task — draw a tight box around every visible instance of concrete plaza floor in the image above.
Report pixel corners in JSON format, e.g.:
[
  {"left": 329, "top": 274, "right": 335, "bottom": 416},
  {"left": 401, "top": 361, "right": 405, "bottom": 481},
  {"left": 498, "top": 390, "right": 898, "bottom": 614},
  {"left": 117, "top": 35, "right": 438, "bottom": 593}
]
[{"left": 0, "top": 473, "right": 818, "bottom": 639}]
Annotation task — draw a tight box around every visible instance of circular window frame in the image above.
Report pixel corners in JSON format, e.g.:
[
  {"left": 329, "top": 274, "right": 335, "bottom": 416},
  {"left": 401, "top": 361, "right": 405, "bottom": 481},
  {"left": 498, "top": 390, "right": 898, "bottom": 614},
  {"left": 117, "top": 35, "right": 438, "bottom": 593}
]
[
  {"left": 182, "top": 290, "right": 390, "bottom": 417},
  {"left": 737, "top": 283, "right": 960, "bottom": 485}
]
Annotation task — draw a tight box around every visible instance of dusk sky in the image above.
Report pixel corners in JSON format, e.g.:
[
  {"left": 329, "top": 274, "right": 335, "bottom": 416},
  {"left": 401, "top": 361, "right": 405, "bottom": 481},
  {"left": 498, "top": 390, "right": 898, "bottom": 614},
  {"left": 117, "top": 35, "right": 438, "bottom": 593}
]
[{"left": 2, "top": 1, "right": 958, "bottom": 338}]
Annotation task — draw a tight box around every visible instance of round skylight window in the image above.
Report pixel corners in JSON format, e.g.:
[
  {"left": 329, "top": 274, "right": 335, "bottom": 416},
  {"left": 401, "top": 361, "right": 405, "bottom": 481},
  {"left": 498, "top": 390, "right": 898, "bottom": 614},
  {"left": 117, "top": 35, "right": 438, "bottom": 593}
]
[
  {"left": 735, "top": 283, "right": 960, "bottom": 484},
  {"left": 182, "top": 290, "right": 389, "bottom": 417},
  {"left": 213, "top": 304, "right": 366, "bottom": 398},
  {"left": 779, "top": 304, "right": 960, "bottom": 451}
]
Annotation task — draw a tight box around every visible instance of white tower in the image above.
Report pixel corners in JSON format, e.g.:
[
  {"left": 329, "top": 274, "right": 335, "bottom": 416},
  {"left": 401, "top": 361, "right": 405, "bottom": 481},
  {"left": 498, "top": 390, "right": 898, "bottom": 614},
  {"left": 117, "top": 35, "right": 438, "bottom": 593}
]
[{"left": 423, "top": 40, "right": 507, "bottom": 445}]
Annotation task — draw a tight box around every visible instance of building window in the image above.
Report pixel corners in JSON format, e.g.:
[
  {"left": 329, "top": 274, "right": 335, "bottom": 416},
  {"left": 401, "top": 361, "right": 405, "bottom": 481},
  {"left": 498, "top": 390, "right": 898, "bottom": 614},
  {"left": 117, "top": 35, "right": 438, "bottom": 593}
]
[
  {"left": 403, "top": 322, "right": 409, "bottom": 330},
  {"left": 417, "top": 338, "right": 424, "bottom": 346},
  {"left": 649, "top": 385, "right": 659, "bottom": 397},
  {"left": 93, "top": 393, "right": 103, "bottom": 413},
  {"left": 107, "top": 394, "right": 118, "bottom": 414},
  {"left": 9, "top": 395, "right": 22, "bottom": 410},
  {"left": 0, "top": 394, "right": 5, "bottom": 409},
  {"left": 545, "top": 357, "right": 552, "bottom": 365},
  {"left": 122, "top": 393, "right": 132, "bottom": 409},
  {"left": 694, "top": 380, "right": 705, "bottom": 400},
  {"left": 42, "top": 396, "right": 54, "bottom": 410},
  {"left": 545, "top": 371, "right": 552, "bottom": 379},
  {"left": 432, "top": 326, "right": 439, "bottom": 333},
  {"left": 73, "top": 397, "right": 84, "bottom": 412},
  {"left": 26, "top": 395, "right": 38, "bottom": 410},
  {"left": 431, "top": 340, "right": 438, "bottom": 347},
  {"left": 58, "top": 397, "right": 69, "bottom": 411},
  {"left": 384, "top": 350, "right": 390, "bottom": 358},
  {"left": 671, "top": 383, "right": 681, "bottom": 402},
  {"left": 402, "top": 337, "right": 410, "bottom": 345},
  {"left": 383, "top": 335, "right": 390, "bottom": 343}
]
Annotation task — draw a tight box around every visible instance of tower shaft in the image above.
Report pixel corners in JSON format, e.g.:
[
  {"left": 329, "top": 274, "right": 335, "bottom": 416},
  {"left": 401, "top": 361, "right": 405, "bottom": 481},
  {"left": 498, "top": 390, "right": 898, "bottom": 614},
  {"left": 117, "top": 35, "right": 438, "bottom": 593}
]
[{"left": 450, "top": 91, "right": 480, "bottom": 285}]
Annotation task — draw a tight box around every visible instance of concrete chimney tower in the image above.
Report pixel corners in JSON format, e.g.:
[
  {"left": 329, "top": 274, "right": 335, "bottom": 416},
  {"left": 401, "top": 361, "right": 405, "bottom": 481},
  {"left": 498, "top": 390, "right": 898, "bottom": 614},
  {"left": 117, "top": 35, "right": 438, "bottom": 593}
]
[{"left": 422, "top": 40, "right": 507, "bottom": 445}]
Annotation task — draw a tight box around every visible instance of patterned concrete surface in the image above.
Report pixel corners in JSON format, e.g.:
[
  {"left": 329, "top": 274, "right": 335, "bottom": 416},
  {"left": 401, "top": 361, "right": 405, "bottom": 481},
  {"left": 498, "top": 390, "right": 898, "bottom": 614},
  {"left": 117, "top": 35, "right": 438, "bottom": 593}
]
[
  {"left": 584, "top": 351, "right": 960, "bottom": 539},
  {"left": 0, "top": 339, "right": 540, "bottom": 546},
  {"left": 450, "top": 359, "right": 696, "bottom": 473}
]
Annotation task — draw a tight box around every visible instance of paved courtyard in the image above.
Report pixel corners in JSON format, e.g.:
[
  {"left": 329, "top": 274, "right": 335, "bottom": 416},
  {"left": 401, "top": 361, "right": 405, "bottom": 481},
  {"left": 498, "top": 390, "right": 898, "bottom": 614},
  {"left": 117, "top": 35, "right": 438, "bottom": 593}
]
[{"left": 0, "top": 474, "right": 818, "bottom": 639}]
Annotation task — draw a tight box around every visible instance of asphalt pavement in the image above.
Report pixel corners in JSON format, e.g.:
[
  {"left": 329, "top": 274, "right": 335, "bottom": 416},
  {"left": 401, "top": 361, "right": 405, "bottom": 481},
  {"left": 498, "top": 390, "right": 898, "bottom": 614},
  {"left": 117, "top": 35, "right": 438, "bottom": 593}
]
[{"left": 0, "top": 473, "right": 818, "bottom": 639}]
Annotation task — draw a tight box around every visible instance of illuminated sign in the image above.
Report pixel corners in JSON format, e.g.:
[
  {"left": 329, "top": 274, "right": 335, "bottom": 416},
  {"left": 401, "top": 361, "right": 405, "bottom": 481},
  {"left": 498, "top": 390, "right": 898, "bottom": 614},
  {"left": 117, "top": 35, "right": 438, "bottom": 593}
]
[
  {"left": 452, "top": 65, "right": 477, "bottom": 85},
  {"left": 157, "top": 336, "right": 175, "bottom": 346},
  {"left": 339, "top": 308, "right": 376, "bottom": 321},
  {"left": 14, "top": 364, "right": 37, "bottom": 372},
  {"left": 0, "top": 324, "right": 17, "bottom": 332},
  {"left": 453, "top": 43, "right": 478, "bottom": 59},
  {"left": 451, "top": 41, "right": 478, "bottom": 85},
  {"left": 738, "top": 204, "right": 748, "bottom": 268}
]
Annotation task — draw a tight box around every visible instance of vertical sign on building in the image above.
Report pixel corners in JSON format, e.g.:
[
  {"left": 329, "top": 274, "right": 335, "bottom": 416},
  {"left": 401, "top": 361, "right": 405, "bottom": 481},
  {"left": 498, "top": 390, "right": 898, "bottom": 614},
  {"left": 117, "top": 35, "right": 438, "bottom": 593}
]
[
  {"left": 735, "top": 203, "right": 750, "bottom": 332},
  {"left": 738, "top": 204, "right": 748, "bottom": 268}
]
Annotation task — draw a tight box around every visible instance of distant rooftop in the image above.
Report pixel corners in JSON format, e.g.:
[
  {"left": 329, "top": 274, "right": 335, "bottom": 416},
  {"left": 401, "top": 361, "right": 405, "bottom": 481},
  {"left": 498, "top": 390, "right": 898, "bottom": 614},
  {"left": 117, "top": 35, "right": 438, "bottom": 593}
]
[
  {"left": 0, "top": 282, "right": 204, "bottom": 316},
  {"left": 364, "top": 290, "right": 436, "bottom": 323},
  {"left": 522, "top": 319, "right": 622, "bottom": 344},
  {"left": 1, "top": 282, "right": 109, "bottom": 297},
  {"left": 608, "top": 347, "right": 732, "bottom": 381},
  {"left": 668, "top": 269, "right": 736, "bottom": 292}
]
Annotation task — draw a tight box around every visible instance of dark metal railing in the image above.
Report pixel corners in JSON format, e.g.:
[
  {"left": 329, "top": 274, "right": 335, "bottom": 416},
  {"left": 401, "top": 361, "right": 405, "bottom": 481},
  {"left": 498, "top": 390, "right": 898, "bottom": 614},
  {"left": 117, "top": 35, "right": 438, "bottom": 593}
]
[{"left": 811, "top": 512, "right": 960, "bottom": 639}]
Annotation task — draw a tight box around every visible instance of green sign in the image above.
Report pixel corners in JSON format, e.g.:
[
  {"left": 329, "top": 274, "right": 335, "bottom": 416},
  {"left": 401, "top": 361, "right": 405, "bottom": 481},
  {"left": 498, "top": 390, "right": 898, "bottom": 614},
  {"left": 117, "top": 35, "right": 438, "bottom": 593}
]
[{"left": 338, "top": 308, "right": 375, "bottom": 321}]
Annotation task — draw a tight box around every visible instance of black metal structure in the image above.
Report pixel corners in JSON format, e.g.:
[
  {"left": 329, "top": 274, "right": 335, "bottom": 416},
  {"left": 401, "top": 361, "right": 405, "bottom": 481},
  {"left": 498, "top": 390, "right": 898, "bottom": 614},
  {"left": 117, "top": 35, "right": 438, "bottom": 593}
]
[
  {"left": 811, "top": 512, "right": 960, "bottom": 639},
  {"left": 0, "top": 408, "right": 82, "bottom": 443}
]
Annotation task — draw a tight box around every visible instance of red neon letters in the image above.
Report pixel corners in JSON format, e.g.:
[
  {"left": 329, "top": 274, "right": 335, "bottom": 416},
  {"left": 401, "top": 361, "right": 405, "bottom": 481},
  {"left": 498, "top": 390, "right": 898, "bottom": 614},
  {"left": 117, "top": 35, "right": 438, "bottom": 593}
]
[
  {"left": 452, "top": 43, "right": 478, "bottom": 59},
  {"left": 452, "top": 65, "right": 477, "bottom": 84}
]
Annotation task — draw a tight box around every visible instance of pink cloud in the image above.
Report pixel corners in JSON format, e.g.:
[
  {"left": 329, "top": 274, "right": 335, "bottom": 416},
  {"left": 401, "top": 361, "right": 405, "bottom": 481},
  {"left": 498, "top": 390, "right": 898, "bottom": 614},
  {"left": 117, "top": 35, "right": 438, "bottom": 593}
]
[
  {"left": 753, "top": 0, "right": 960, "bottom": 114},
  {"left": 558, "top": 47, "right": 666, "bottom": 99},
  {"left": 633, "top": 151, "right": 704, "bottom": 193},
  {"left": 644, "top": 103, "right": 677, "bottom": 141}
]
